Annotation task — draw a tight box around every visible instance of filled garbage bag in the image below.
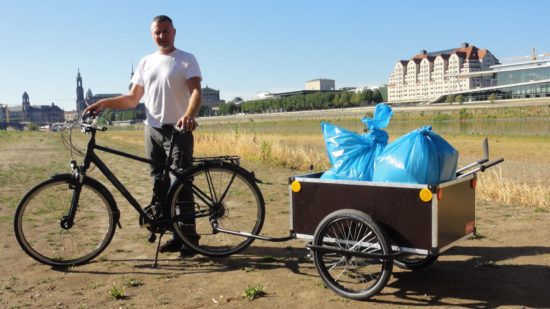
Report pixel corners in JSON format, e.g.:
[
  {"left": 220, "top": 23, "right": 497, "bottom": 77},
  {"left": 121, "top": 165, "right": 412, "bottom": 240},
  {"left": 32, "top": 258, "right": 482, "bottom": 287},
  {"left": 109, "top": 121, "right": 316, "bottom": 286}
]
[
  {"left": 321, "top": 103, "right": 393, "bottom": 181},
  {"left": 362, "top": 102, "right": 393, "bottom": 131},
  {"left": 372, "top": 125, "right": 458, "bottom": 184}
]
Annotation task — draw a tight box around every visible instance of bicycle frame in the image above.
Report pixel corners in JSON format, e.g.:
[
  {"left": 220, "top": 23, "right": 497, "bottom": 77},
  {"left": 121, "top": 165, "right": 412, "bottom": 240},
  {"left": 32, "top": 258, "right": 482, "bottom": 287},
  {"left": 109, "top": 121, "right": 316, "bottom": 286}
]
[
  {"left": 66, "top": 125, "right": 179, "bottom": 228},
  {"left": 66, "top": 121, "right": 287, "bottom": 246}
]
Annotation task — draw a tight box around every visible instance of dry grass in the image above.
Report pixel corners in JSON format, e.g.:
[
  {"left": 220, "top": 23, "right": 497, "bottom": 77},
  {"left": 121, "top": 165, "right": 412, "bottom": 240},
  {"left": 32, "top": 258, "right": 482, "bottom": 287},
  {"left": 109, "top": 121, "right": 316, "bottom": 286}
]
[
  {"left": 478, "top": 168, "right": 550, "bottom": 209},
  {"left": 192, "top": 131, "right": 550, "bottom": 209},
  {"left": 99, "top": 129, "right": 550, "bottom": 210},
  {"left": 195, "top": 132, "right": 329, "bottom": 171}
]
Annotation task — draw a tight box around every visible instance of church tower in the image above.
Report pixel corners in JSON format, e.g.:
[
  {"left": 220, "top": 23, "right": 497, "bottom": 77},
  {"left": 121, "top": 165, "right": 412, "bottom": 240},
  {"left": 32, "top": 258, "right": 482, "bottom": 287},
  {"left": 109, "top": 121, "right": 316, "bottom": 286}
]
[
  {"left": 22, "top": 91, "right": 30, "bottom": 122},
  {"left": 76, "top": 69, "right": 86, "bottom": 114}
]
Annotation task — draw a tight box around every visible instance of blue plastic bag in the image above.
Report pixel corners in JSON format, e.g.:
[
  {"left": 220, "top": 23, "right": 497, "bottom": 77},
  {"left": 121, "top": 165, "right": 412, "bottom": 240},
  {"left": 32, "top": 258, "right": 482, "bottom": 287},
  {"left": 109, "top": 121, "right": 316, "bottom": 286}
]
[
  {"left": 362, "top": 103, "right": 393, "bottom": 131},
  {"left": 372, "top": 126, "right": 458, "bottom": 184},
  {"left": 321, "top": 103, "right": 393, "bottom": 181}
]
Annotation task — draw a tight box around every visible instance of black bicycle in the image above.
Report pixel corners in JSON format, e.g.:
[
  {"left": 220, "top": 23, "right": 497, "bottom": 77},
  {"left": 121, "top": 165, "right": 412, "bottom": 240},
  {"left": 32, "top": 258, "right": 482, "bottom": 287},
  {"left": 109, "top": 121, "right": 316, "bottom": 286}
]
[{"left": 13, "top": 116, "right": 265, "bottom": 267}]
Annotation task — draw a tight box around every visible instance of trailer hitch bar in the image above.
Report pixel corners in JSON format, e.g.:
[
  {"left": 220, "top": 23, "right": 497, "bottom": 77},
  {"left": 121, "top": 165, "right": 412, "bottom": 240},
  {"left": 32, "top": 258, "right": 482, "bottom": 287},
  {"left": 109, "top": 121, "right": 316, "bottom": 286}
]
[{"left": 213, "top": 226, "right": 295, "bottom": 242}]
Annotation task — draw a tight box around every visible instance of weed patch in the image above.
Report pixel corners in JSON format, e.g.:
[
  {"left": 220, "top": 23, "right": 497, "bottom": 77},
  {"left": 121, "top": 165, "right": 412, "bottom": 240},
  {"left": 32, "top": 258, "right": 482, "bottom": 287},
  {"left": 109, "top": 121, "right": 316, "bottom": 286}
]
[
  {"left": 109, "top": 286, "right": 127, "bottom": 300},
  {"left": 242, "top": 284, "right": 266, "bottom": 300}
]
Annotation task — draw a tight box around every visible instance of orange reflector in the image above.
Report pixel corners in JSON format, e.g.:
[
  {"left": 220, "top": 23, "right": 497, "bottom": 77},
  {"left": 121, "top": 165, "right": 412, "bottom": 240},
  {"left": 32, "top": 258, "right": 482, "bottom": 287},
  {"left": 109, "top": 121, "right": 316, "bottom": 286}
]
[
  {"left": 470, "top": 178, "right": 477, "bottom": 189},
  {"left": 419, "top": 188, "right": 433, "bottom": 202},
  {"left": 465, "top": 220, "right": 476, "bottom": 234},
  {"left": 437, "top": 188, "right": 443, "bottom": 200},
  {"left": 291, "top": 180, "right": 302, "bottom": 193}
]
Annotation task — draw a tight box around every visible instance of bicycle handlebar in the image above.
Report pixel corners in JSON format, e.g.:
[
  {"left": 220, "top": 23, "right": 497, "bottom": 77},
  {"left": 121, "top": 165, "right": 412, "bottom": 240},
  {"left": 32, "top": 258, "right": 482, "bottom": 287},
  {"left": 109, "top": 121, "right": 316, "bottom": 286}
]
[
  {"left": 80, "top": 112, "right": 107, "bottom": 132},
  {"left": 80, "top": 113, "right": 188, "bottom": 134}
]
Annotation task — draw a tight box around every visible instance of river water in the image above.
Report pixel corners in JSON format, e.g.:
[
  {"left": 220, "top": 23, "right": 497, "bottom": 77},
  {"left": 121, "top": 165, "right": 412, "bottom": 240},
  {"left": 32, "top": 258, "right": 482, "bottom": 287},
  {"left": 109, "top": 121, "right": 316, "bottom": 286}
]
[
  {"left": 204, "top": 118, "right": 550, "bottom": 137},
  {"left": 382, "top": 118, "right": 550, "bottom": 136}
]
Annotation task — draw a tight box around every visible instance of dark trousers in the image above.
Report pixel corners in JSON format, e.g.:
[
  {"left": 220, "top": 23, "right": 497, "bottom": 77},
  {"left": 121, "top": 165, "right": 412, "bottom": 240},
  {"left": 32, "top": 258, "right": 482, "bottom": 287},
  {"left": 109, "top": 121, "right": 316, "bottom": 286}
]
[
  {"left": 144, "top": 125, "right": 193, "bottom": 193},
  {"left": 144, "top": 125, "right": 197, "bottom": 241}
]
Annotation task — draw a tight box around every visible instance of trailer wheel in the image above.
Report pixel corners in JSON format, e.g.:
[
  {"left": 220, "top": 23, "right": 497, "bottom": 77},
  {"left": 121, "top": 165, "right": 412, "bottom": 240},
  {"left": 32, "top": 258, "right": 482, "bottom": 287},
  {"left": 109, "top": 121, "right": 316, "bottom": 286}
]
[
  {"left": 312, "top": 209, "right": 393, "bottom": 300},
  {"left": 394, "top": 254, "right": 439, "bottom": 271}
]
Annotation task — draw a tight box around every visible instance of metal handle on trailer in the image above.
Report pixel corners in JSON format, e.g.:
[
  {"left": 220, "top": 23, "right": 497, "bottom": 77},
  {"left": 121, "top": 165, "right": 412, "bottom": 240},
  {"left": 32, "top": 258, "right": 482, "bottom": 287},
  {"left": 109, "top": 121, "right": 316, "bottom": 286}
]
[{"left": 456, "top": 137, "right": 504, "bottom": 178}]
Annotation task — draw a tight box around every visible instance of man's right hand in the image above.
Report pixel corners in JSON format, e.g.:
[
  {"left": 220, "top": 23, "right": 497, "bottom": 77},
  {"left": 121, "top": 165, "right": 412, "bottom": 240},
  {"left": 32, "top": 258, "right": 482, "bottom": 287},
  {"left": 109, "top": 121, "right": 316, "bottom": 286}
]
[
  {"left": 81, "top": 84, "right": 144, "bottom": 118},
  {"left": 82, "top": 100, "right": 105, "bottom": 117}
]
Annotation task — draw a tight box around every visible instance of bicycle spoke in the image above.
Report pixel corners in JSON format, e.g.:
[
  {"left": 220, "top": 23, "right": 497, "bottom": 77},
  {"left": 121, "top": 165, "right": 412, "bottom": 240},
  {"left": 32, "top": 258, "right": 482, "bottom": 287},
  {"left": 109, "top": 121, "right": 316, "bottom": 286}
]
[
  {"left": 218, "top": 172, "right": 237, "bottom": 204},
  {"left": 204, "top": 168, "right": 218, "bottom": 203},
  {"left": 192, "top": 183, "right": 214, "bottom": 206},
  {"left": 313, "top": 210, "right": 392, "bottom": 300},
  {"left": 171, "top": 165, "right": 264, "bottom": 257}
]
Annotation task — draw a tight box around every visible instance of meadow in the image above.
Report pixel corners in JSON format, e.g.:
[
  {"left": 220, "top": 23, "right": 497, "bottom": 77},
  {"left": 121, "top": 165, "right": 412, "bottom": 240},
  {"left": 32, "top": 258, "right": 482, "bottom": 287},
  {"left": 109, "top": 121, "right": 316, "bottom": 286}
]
[
  {"left": 81, "top": 103, "right": 550, "bottom": 209},
  {"left": 0, "top": 103, "right": 549, "bottom": 308}
]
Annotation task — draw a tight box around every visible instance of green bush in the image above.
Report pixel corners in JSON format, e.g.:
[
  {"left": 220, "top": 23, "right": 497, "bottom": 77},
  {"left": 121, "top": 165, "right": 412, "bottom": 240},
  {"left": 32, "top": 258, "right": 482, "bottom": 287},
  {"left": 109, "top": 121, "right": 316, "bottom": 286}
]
[
  {"left": 488, "top": 93, "right": 497, "bottom": 103},
  {"left": 459, "top": 108, "right": 473, "bottom": 120},
  {"left": 446, "top": 94, "right": 455, "bottom": 104},
  {"left": 26, "top": 123, "right": 39, "bottom": 131}
]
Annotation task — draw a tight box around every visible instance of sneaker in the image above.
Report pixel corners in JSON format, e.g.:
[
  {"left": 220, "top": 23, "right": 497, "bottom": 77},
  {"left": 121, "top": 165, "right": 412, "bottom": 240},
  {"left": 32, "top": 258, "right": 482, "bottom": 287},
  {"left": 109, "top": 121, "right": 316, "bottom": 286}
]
[
  {"left": 179, "top": 244, "right": 197, "bottom": 258},
  {"left": 159, "top": 238, "right": 183, "bottom": 253}
]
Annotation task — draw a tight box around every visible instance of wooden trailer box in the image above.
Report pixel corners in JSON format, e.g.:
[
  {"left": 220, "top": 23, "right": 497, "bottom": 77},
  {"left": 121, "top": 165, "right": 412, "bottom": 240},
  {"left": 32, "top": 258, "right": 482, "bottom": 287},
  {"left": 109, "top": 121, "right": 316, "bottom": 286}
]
[{"left": 289, "top": 173, "right": 476, "bottom": 255}]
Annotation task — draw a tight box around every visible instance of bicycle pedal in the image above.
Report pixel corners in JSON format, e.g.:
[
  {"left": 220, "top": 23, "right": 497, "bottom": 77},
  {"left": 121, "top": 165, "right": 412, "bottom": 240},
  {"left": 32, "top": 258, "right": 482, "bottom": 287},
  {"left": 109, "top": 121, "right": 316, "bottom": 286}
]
[{"left": 147, "top": 233, "right": 157, "bottom": 243}]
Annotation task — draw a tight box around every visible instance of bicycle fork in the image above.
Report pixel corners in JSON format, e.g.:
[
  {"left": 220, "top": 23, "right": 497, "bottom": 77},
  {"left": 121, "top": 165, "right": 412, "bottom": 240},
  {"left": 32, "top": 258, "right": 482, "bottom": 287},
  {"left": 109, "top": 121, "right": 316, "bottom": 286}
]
[{"left": 59, "top": 160, "right": 85, "bottom": 230}]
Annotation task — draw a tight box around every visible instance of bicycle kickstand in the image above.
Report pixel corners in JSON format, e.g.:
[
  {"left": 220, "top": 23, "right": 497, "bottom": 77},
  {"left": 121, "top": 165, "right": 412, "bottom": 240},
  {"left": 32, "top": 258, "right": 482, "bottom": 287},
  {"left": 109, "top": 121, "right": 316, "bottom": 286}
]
[{"left": 152, "top": 231, "right": 165, "bottom": 268}]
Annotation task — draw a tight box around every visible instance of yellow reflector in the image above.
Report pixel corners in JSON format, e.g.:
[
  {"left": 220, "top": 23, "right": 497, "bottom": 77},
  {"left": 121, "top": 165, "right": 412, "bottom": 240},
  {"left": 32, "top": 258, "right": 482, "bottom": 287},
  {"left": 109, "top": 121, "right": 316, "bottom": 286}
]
[
  {"left": 291, "top": 180, "right": 302, "bottom": 193},
  {"left": 419, "top": 188, "right": 433, "bottom": 202}
]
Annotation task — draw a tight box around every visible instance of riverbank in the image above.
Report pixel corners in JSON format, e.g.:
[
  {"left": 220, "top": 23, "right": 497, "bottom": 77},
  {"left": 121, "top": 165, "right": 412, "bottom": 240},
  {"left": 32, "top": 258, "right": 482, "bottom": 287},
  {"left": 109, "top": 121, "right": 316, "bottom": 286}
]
[
  {"left": 1, "top": 131, "right": 549, "bottom": 308},
  {"left": 198, "top": 99, "right": 550, "bottom": 124}
]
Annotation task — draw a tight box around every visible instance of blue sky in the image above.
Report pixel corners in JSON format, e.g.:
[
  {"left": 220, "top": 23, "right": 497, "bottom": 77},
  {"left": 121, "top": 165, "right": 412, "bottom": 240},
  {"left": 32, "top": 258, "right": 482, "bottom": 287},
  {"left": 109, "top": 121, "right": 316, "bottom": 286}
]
[{"left": 1, "top": 0, "right": 549, "bottom": 111}]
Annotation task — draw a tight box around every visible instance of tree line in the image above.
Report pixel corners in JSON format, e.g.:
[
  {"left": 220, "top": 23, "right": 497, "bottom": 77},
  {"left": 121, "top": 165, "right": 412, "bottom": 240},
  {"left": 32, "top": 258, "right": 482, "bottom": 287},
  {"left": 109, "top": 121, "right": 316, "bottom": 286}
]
[
  {"left": 102, "top": 108, "right": 146, "bottom": 122},
  {"left": 217, "top": 89, "right": 385, "bottom": 115}
]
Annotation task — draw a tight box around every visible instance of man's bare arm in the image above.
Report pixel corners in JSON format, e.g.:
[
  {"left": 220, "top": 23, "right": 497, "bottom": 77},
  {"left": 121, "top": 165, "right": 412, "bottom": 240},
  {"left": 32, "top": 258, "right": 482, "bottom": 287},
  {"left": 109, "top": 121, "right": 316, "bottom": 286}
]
[
  {"left": 177, "top": 76, "right": 202, "bottom": 131},
  {"left": 83, "top": 84, "right": 144, "bottom": 116}
]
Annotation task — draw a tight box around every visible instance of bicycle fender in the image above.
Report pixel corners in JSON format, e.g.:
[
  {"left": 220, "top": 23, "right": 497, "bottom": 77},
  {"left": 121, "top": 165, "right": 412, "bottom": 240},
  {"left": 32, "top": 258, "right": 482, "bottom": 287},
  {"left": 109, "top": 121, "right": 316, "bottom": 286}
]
[{"left": 50, "top": 173, "right": 121, "bottom": 227}]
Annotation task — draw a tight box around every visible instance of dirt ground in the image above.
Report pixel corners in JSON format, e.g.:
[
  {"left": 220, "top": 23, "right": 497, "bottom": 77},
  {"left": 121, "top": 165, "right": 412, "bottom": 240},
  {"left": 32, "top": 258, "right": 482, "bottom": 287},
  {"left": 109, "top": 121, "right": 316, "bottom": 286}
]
[{"left": 1, "top": 132, "right": 550, "bottom": 308}]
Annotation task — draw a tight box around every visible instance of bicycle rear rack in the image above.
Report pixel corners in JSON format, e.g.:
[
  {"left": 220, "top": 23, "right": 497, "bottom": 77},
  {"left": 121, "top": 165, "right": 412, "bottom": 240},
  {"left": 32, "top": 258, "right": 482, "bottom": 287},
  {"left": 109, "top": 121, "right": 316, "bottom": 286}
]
[{"left": 193, "top": 156, "right": 241, "bottom": 166}]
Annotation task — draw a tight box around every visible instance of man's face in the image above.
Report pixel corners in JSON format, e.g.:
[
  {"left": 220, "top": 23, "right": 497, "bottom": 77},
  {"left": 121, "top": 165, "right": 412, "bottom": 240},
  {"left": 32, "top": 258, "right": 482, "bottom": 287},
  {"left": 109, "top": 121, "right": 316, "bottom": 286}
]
[{"left": 151, "top": 21, "right": 176, "bottom": 53}]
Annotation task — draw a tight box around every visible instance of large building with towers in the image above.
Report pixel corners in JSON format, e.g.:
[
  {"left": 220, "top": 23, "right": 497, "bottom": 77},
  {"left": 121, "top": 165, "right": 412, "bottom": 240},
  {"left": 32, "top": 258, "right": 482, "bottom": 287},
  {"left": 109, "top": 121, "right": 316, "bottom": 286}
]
[
  {"left": 0, "top": 92, "right": 64, "bottom": 124},
  {"left": 388, "top": 43, "right": 499, "bottom": 103},
  {"left": 388, "top": 42, "right": 550, "bottom": 103}
]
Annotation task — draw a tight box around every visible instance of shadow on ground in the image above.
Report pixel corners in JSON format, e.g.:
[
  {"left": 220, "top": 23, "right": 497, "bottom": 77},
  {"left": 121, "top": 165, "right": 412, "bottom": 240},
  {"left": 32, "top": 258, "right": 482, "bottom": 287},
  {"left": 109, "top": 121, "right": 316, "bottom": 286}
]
[{"left": 57, "top": 244, "right": 550, "bottom": 308}]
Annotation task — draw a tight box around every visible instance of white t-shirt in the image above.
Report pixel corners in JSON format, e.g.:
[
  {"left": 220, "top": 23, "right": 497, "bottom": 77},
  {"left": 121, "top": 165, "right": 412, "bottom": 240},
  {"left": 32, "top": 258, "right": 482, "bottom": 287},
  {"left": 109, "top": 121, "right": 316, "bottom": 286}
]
[{"left": 131, "top": 49, "right": 202, "bottom": 128}]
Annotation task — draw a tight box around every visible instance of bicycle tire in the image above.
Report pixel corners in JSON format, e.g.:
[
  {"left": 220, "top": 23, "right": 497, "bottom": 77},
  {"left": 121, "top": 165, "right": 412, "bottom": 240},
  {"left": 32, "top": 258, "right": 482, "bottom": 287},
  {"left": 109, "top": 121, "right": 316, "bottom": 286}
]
[
  {"left": 169, "top": 164, "right": 265, "bottom": 257},
  {"left": 14, "top": 175, "right": 117, "bottom": 267},
  {"left": 312, "top": 209, "right": 393, "bottom": 300},
  {"left": 394, "top": 254, "right": 439, "bottom": 271}
]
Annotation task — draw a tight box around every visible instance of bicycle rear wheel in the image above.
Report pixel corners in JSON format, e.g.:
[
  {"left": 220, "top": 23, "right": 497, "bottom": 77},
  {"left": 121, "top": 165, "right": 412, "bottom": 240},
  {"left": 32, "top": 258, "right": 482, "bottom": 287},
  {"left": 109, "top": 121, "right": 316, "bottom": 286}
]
[
  {"left": 170, "top": 165, "right": 265, "bottom": 257},
  {"left": 14, "top": 175, "right": 116, "bottom": 267}
]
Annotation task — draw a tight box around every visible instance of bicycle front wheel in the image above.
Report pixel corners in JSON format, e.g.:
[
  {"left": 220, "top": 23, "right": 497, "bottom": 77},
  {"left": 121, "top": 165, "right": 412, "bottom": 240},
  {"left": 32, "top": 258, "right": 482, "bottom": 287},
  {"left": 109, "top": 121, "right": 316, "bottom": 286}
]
[
  {"left": 14, "top": 175, "right": 116, "bottom": 267},
  {"left": 170, "top": 165, "right": 265, "bottom": 257}
]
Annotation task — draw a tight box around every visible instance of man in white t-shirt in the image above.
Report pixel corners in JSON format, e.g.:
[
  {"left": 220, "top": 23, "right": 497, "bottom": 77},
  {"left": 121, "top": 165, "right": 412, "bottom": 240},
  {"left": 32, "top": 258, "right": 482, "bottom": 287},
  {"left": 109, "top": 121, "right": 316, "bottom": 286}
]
[{"left": 83, "top": 15, "right": 202, "bottom": 256}]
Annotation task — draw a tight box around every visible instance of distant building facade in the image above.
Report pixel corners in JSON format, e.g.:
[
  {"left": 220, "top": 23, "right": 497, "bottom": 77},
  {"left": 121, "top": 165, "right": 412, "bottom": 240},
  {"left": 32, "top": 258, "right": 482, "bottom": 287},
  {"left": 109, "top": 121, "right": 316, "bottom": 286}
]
[
  {"left": 76, "top": 70, "right": 145, "bottom": 120},
  {"left": 201, "top": 86, "right": 221, "bottom": 107},
  {"left": 0, "top": 92, "right": 64, "bottom": 124},
  {"left": 305, "top": 78, "right": 336, "bottom": 91},
  {"left": 268, "top": 78, "right": 337, "bottom": 98},
  {"left": 388, "top": 43, "right": 499, "bottom": 103},
  {"left": 432, "top": 56, "right": 550, "bottom": 103}
]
